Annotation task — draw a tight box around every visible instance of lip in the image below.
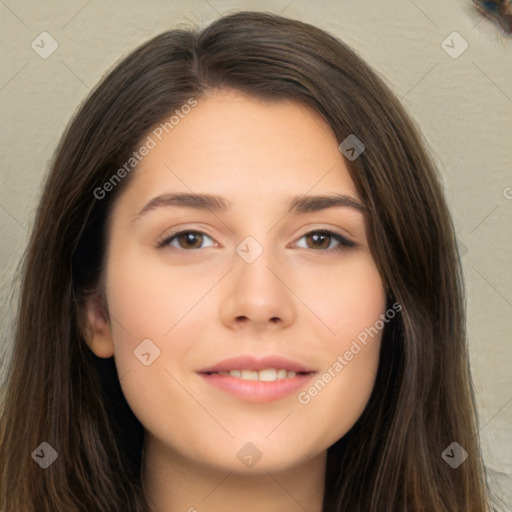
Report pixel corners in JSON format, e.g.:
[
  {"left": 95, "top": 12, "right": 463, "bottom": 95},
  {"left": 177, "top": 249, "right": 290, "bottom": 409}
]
[
  {"left": 197, "top": 355, "right": 316, "bottom": 373},
  {"left": 198, "top": 372, "right": 316, "bottom": 403},
  {"left": 197, "top": 355, "right": 316, "bottom": 403}
]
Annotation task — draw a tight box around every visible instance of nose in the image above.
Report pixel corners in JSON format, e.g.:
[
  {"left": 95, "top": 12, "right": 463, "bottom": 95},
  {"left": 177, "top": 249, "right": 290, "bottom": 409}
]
[{"left": 217, "top": 238, "right": 297, "bottom": 332}]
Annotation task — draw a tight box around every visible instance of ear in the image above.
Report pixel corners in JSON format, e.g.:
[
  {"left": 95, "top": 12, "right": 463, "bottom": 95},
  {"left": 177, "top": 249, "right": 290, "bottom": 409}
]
[{"left": 83, "top": 293, "right": 115, "bottom": 358}]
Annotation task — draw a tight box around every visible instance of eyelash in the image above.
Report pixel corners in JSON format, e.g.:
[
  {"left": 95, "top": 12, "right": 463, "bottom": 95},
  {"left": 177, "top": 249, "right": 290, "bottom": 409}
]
[{"left": 156, "top": 228, "right": 356, "bottom": 254}]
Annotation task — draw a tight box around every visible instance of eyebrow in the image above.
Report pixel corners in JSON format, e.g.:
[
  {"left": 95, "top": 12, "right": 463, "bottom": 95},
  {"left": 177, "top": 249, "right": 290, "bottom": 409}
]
[{"left": 132, "top": 192, "right": 367, "bottom": 222}]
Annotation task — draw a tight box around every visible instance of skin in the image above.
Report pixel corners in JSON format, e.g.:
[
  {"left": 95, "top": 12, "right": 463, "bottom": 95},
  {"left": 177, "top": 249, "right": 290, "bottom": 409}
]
[{"left": 85, "top": 89, "right": 387, "bottom": 512}]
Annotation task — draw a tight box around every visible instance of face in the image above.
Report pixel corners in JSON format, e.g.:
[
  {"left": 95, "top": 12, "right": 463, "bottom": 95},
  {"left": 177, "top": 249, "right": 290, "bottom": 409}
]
[{"left": 86, "top": 89, "right": 387, "bottom": 474}]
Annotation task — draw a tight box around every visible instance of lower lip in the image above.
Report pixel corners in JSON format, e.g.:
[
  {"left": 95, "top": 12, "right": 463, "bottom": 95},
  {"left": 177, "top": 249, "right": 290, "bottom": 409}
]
[{"left": 198, "top": 372, "right": 316, "bottom": 403}]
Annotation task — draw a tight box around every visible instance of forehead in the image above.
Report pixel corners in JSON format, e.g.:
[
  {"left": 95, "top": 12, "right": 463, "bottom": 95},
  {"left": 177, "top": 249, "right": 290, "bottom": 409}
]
[{"left": 117, "top": 89, "right": 361, "bottom": 210}]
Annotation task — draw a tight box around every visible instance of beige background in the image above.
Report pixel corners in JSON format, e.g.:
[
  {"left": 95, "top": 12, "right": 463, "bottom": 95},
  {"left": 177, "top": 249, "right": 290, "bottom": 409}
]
[{"left": 1, "top": 0, "right": 511, "bottom": 508}]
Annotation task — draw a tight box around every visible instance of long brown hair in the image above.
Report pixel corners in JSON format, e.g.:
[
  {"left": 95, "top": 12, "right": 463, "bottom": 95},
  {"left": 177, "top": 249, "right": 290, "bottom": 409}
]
[{"left": 0, "top": 11, "right": 497, "bottom": 511}]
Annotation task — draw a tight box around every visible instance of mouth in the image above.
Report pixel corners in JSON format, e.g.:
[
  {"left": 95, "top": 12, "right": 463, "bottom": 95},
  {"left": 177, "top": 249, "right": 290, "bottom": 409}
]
[
  {"left": 200, "top": 368, "right": 315, "bottom": 381},
  {"left": 197, "top": 355, "right": 317, "bottom": 403}
]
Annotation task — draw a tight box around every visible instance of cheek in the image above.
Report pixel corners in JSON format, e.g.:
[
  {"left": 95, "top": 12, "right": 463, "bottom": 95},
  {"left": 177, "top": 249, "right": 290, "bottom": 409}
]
[
  {"left": 295, "top": 255, "right": 386, "bottom": 433},
  {"left": 102, "top": 250, "right": 195, "bottom": 387},
  {"left": 103, "top": 246, "right": 219, "bottom": 389},
  {"left": 302, "top": 252, "right": 387, "bottom": 340},
  {"left": 103, "top": 255, "right": 198, "bottom": 435},
  {"left": 105, "top": 246, "right": 210, "bottom": 342}
]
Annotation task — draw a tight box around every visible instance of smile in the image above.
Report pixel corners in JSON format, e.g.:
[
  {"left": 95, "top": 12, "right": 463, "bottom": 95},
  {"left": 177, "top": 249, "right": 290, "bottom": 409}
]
[{"left": 204, "top": 368, "right": 312, "bottom": 381}]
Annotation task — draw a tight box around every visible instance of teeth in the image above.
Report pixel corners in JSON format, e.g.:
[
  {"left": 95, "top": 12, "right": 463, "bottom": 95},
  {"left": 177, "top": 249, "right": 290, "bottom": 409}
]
[
  {"left": 218, "top": 369, "right": 302, "bottom": 381},
  {"left": 276, "top": 369, "right": 287, "bottom": 379},
  {"left": 240, "top": 370, "right": 259, "bottom": 381},
  {"left": 258, "top": 369, "right": 277, "bottom": 382}
]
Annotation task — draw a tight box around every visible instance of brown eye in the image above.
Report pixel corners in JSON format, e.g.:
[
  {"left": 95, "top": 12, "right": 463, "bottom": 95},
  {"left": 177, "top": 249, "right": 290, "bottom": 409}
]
[
  {"left": 305, "top": 232, "right": 331, "bottom": 250},
  {"left": 296, "top": 230, "right": 355, "bottom": 253},
  {"left": 158, "top": 230, "right": 215, "bottom": 250},
  {"left": 175, "top": 232, "right": 203, "bottom": 249}
]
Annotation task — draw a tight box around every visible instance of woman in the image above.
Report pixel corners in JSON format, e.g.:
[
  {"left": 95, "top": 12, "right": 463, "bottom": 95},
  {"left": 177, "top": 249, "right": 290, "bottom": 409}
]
[{"left": 0, "top": 10, "right": 495, "bottom": 512}]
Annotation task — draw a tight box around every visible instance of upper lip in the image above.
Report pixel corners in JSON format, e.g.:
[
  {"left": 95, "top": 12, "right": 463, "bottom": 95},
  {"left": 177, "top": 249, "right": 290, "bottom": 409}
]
[{"left": 197, "top": 355, "right": 316, "bottom": 373}]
